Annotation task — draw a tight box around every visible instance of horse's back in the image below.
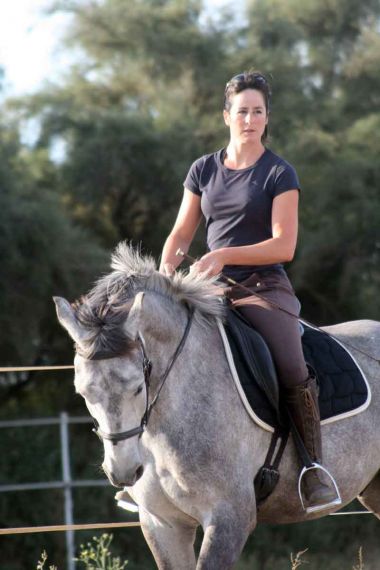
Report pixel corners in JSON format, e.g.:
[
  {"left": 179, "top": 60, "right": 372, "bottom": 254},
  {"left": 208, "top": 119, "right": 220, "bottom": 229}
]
[{"left": 322, "top": 319, "right": 380, "bottom": 364}]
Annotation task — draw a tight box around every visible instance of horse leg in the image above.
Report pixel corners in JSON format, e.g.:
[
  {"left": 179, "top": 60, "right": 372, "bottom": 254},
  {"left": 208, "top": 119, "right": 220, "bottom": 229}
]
[
  {"left": 139, "top": 509, "right": 197, "bottom": 570},
  {"left": 357, "top": 470, "right": 380, "bottom": 520},
  {"left": 196, "top": 504, "right": 253, "bottom": 570}
]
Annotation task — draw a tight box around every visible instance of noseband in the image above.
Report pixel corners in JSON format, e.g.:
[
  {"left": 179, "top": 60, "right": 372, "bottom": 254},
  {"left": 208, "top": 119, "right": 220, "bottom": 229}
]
[{"left": 92, "top": 307, "right": 194, "bottom": 445}]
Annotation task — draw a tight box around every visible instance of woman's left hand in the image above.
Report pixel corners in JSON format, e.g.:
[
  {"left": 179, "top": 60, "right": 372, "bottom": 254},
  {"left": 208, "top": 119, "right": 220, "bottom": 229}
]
[{"left": 190, "top": 250, "right": 225, "bottom": 277}]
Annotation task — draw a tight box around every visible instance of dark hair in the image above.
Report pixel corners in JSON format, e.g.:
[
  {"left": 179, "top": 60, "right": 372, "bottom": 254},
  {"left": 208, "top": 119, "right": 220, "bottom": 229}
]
[{"left": 224, "top": 70, "right": 272, "bottom": 142}]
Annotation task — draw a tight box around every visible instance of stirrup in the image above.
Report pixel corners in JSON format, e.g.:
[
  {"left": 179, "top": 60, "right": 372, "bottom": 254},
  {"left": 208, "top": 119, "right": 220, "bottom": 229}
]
[
  {"left": 115, "top": 490, "right": 139, "bottom": 513},
  {"left": 298, "top": 463, "right": 342, "bottom": 514}
]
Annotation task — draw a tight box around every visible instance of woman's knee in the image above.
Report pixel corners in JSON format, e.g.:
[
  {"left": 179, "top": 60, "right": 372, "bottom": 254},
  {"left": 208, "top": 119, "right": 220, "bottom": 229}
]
[{"left": 276, "top": 359, "right": 309, "bottom": 389}]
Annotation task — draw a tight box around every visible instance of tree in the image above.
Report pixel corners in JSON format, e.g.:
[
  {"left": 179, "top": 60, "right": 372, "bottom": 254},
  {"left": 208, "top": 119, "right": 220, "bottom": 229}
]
[
  {"left": 0, "top": 115, "right": 107, "bottom": 367},
  {"left": 19, "top": 0, "right": 231, "bottom": 254}
]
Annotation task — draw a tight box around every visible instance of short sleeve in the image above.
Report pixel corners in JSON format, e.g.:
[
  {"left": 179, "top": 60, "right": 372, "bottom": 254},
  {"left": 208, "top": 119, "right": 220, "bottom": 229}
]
[
  {"left": 183, "top": 158, "right": 203, "bottom": 197},
  {"left": 273, "top": 162, "right": 301, "bottom": 198}
]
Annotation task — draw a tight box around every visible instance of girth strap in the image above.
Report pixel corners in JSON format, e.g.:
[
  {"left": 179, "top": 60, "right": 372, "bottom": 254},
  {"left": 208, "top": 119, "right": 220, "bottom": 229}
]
[{"left": 254, "top": 427, "right": 289, "bottom": 506}]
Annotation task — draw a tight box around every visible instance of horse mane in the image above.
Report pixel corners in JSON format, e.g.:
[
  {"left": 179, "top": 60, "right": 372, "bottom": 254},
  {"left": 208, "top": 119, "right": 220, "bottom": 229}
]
[{"left": 73, "top": 242, "right": 226, "bottom": 359}]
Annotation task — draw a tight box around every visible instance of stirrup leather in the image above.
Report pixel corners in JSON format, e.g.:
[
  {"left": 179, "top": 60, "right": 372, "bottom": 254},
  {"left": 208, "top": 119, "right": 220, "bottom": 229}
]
[{"left": 298, "top": 462, "right": 342, "bottom": 514}]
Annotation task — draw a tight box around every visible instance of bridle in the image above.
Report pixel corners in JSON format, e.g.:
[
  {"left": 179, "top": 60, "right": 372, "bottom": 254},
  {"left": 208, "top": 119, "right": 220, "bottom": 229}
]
[{"left": 92, "top": 307, "right": 194, "bottom": 446}]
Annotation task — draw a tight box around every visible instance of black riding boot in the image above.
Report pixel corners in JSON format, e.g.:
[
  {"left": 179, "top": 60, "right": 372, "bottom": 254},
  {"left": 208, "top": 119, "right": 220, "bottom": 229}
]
[{"left": 285, "top": 373, "right": 341, "bottom": 512}]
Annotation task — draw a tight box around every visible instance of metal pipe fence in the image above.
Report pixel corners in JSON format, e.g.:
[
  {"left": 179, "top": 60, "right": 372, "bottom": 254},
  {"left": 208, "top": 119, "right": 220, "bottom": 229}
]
[{"left": 0, "top": 412, "right": 135, "bottom": 570}]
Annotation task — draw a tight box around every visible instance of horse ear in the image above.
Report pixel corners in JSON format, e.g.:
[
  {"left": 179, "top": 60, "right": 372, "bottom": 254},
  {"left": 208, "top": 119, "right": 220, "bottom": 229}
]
[
  {"left": 124, "top": 291, "right": 145, "bottom": 340},
  {"left": 53, "top": 296, "right": 90, "bottom": 347}
]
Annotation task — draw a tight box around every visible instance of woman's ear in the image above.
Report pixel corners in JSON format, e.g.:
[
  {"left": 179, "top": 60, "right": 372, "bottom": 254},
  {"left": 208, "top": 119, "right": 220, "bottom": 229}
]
[{"left": 223, "top": 109, "right": 230, "bottom": 127}]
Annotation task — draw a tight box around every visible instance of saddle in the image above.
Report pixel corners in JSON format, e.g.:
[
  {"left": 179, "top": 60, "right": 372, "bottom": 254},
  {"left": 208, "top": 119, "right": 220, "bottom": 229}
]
[{"left": 222, "top": 309, "right": 370, "bottom": 431}]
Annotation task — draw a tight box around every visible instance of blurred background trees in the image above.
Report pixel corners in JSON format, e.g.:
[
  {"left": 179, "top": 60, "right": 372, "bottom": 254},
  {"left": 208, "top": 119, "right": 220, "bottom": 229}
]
[{"left": 0, "top": 0, "right": 379, "bottom": 568}]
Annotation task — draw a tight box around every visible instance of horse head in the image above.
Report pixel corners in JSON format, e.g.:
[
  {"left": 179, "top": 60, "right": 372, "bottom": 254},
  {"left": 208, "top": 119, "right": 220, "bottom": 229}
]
[
  {"left": 54, "top": 292, "right": 148, "bottom": 487},
  {"left": 54, "top": 242, "right": 224, "bottom": 489}
]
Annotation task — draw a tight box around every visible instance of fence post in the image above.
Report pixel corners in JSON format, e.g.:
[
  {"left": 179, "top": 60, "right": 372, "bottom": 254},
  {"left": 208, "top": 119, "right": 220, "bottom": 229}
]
[{"left": 60, "top": 412, "right": 75, "bottom": 570}]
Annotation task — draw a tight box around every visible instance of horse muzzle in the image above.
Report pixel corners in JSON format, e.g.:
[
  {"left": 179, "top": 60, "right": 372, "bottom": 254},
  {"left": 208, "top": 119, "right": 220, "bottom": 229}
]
[{"left": 103, "top": 462, "right": 144, "bottom": 488}]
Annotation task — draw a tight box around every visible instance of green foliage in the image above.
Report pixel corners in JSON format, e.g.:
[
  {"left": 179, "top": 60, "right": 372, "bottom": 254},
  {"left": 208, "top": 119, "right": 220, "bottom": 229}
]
[
  {"left": 36, "top": 535, "right": 129, "bottom": 570},
  {"left": 0, "top": 118, "right": 107, "bottom": 367},
  {"left": 76, "top": 534, "right": 128, "bottom": 570}
]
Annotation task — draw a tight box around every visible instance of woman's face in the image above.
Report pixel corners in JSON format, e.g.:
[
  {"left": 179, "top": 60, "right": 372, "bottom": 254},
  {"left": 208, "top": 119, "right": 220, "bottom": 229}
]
[{"left": 223, "top": 88, "right": 268, "bottom": 145}]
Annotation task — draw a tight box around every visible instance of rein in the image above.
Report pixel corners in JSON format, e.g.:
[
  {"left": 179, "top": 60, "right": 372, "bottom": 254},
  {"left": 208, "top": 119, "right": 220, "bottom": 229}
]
[
  {"left": 92, "top": 307, "right": 194, "bottom": 445},
  {"left": 176, "top": 250, "right": 380, "bottom": 365}
]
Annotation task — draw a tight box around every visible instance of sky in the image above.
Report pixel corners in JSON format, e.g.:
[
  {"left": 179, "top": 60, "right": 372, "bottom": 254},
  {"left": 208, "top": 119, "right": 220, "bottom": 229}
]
[
  {"left": 0, "top": 1, "right": 70, "bottom": 96},
  {"left": 0, "top": 0, "right": 245, "bottom": 97}
]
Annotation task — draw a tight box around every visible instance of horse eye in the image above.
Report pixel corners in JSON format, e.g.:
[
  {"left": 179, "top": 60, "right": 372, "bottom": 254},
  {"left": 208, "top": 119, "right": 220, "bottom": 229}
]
[{"left": 135, "top": 384, "right": 144, "bottom": 396}]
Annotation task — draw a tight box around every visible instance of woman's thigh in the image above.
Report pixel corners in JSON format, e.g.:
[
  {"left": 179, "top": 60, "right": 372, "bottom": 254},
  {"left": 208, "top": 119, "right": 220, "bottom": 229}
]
[{"left": 228, "top": 272, "right": 308, "bottom": 388}]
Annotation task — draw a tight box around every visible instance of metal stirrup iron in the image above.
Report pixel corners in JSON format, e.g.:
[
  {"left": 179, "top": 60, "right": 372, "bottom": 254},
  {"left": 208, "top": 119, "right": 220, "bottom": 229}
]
[
  {"left": 287, "top": 409, "right": 342, "bottom": 513},
  {"left": 298, "top": 463, "right": 342, "bottom": 514}
]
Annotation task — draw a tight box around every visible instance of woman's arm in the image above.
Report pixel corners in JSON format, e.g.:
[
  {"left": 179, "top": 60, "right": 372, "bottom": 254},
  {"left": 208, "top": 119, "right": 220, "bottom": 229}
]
[
  {"left": 159, "top": 189, "right": 202, "bottom": 275},
  {"left": 192, "top": 189, "right": 299, "bottom": 275}
]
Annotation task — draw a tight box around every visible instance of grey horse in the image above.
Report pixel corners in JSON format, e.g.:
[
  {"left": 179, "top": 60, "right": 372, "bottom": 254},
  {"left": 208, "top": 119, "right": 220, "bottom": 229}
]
[{"left": 54, "top": 243, "right": 380, "bottom": 569}]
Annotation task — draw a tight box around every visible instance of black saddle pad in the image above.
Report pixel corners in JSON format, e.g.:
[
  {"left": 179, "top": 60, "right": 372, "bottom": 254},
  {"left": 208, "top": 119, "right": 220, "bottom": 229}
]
[
  {"left": 302, "top": 322, "right": 368, "bottom": 421},
  {"left": 224, "top": 313, "right": 369, "bottom": 429}
]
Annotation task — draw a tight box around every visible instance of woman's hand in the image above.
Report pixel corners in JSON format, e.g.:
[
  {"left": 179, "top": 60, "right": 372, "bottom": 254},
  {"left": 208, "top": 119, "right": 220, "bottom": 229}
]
[{"left": 190, "top": 249, "right": 225, "bottom": 277}]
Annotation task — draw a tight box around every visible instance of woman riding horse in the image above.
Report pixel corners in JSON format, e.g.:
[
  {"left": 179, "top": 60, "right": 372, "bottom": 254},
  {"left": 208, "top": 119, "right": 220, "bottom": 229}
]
[
  {"left": 159, "top": 70, "right": 340, "bottom": 512},
  {"left": 54, "top": 243, "right": 380, "bottom": 568}
]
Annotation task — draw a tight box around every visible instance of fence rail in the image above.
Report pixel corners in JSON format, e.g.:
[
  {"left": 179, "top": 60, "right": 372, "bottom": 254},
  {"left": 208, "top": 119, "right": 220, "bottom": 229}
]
[
  {"left": 0, "top": 521, "right": 141, "bottom": 536},
  {"left": 0, "top": 416, "right": 90, "bottom": 428},
  {"left": 0, "top": 480, "right": 109, "bottom": 493},
  {"left": 0, "top": 365, "right": 74, "bottom": 372}
]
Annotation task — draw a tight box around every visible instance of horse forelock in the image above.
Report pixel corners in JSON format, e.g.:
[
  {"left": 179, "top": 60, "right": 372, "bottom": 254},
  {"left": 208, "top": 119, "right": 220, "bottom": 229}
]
[
  {"left": 73, "top": 295, "right": 137, "bottom": 361},
  {"left": 73, "top": 242, "right": 226, "bottom": 359}
]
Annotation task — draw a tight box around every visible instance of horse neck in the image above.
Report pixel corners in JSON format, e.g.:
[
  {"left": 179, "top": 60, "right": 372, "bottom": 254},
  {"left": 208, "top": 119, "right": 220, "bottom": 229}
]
[
  {"left": 140, "top": 299, "right": 238, "bottom": 426},
  {"left": 139, "top": 293, "right": 189, "bottom": 377}
]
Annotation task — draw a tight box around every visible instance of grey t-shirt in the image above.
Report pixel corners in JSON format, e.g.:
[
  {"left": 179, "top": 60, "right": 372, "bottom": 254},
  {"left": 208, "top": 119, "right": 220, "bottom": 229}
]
[{"left": 184, "top": 147, "right": 300, "bottom": 282}]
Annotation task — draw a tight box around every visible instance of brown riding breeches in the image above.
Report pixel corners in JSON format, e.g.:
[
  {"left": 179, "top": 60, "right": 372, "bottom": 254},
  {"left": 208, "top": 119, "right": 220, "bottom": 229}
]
[{"left": 225, "top": 271, "right": 309, "bottom": 389}]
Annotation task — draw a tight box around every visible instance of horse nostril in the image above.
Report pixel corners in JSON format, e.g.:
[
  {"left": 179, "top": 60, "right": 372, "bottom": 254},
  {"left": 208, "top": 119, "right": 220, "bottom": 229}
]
[
  {"left": 106, "top": 470, "right": 122, "bottom": 488},
  {"left": 135, "top": 465, "right": 144, "bottom": 481}
]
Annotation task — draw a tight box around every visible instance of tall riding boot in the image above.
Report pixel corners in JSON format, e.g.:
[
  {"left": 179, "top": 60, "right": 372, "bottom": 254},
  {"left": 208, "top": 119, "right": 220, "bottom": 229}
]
[{"left": 285, "top": 372, "right": 341, "bottom": 511}]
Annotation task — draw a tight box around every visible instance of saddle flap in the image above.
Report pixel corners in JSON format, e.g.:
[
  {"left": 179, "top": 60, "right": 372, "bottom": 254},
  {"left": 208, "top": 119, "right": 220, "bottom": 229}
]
[{"left": 225, "top": 309, "right": 281, "bottom": 420}]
